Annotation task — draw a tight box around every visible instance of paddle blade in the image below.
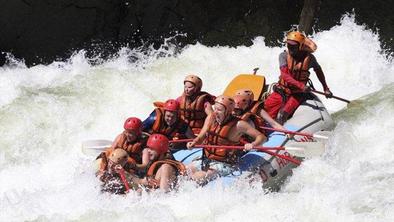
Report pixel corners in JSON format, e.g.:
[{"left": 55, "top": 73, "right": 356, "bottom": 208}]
[
  {"left": 81, "top": 139, "right": 112, "bottom": 156},
  {"left": 313, "top": 131, "right": 332, "bottom": 142},
  {"left": 285, "top": 141, "right": 326, "bottom": 158},
  {"left": 284, "top": 147, "right": 307, "bottom": 157},
  {"left": 223, "top": 74, "right": 266, "bottom": 100}
]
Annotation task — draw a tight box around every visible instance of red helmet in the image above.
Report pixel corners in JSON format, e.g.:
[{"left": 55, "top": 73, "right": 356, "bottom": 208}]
[
  {"left": 123, "top": 117, "right": 142, "bottom": 135},
  {"left": 163, "top": 99, "right": 179, "bottom": 112},
  {"left": 147, "top": 134, "right": 169, "bottom": 155}
]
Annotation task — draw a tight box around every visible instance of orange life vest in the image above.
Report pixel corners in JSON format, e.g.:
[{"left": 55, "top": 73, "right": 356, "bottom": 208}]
[
  {"left": 150, "top": 108, "right": 189, "bottom": 139},
  {"left": 179, "top": 91, "right": 214, "bottom": 131},
  {"left": 144, "top": 159, "right": 186, "bottom": 189},
  {"left": 113, "top": 132, "right": 146, "bottom": 164},
  {"left": 279, "top": 52, "right": 312, "bottom": 90},
  {"left": 204, "top": 117, "right": 244, "bottom": 164}
]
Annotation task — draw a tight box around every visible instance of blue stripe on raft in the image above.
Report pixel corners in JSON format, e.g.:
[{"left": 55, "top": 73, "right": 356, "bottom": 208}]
[
  {"left": 173, "top": 148, "right": 202, "bottom": 164},
  {"left": 239, "top": 153, "right": 263, "bottom": 171},
  {"left": 173, "top": 124, "right": 301, "bottom": 187}
]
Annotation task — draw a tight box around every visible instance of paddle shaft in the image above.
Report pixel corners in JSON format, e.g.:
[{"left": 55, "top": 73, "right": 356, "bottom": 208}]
[
  {"left": 311, "top": 89, "right": 350, "bottom": 103},
  {"left": 197, "top": 144, "right": 301, "bottom": 165},
  {"left": 116, "top": 168, "right": 130, "bottom": 193},
  {"left": 258, "top": 126, "right": 327, "bottom": 139},
  {"left": 260, "top": 149, "right": 301, "bottom": 165},
  {"left": 169, "top": 138, "right": 194, "bottom": 143},
  {"left": 198, "top": 144, "right": 281, "bottom": 150}
]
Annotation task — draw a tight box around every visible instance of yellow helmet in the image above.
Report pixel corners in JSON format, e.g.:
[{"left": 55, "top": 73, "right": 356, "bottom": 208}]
[
  {"left": 286, "top": 31, "right": 306, "bottom": 47},
  {"left": 184, "top": 74, "right": 203, "bottom": 91}
]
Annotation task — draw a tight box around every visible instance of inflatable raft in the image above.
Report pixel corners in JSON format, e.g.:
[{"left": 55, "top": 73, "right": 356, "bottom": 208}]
[{"left": 82, "top": 73, "right": 334, "bottom": 191}]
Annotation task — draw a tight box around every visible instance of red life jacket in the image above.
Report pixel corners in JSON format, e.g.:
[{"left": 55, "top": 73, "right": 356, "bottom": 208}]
[
  {"left": 204, "top": 117, "right": 244, "bottom": 164},
  {"left": 179, "top": 91, "right": 214, "bottom": 131},
  {"left": 114, "top": 132, "right": 146, "bottom": 164},
  {"left": 150, "top": 108, "right": 189, "bottom": 140},
  {"left": 279, "top": 52, "right": 312, "bottom": 91}
]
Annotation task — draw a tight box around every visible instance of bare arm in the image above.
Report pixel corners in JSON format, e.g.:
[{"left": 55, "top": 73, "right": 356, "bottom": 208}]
[
  {"left": 237, "top": 120, "right": 267, "bottom": 149},
  {"left": 96, "top": 134, "right": 121, "bottom": 158},
  {"left": 315, "top": 68, "right": 329, "bottom": 90},
  {"left": 259, "top": 109, "right": 286, "bottom": 131},
  {"left": 204, "top": 101, "right": 214, "bottom": 115},
  {"left": 110, "top": 134, "right": 122, "bottom": 149},
  {"left": 187, "top": 113, "right": 213, "bottom": 148},
  {"left": 136, "top": 148, "right": 150, "bottom": 169}
]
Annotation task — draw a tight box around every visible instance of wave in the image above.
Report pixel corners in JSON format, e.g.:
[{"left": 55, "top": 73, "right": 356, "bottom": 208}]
[{"left": 0, "top": 14, "right": 393, "bottom": 222}]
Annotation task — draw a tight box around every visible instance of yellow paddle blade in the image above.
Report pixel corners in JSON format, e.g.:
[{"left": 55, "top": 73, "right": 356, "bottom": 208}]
[
  {"left": 223, "top": 74, "right": 266, "bottom": 101},
  {"left": 153, "top": 101, "right": 164, "bottom": 108}
]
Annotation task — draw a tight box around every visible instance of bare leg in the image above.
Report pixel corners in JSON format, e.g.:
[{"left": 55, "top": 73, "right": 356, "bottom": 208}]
[
  {"left": 186, "top": 161, "right": 220, "bottom": 185},
  {"left": 186, "top": 163, "right": 198, "bottom": 176},
  {"left": 155, "top": 164, "right": 176, "bottom": 192},
  {"left": 186, "top": 162, "right": 207, "bottom": 181}
]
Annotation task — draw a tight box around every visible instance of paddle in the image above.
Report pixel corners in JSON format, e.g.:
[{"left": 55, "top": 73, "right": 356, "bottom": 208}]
[
  {"left": 258, "top": 126, "right": 329, "bottom": 140},
  {"left": 170, "top": 138, "right": 194, "bottom": 143},
  {"left": 116, "top": 168, "right": 130, "bottom": 193},
  {"left": 196, "top": 142, "right": 324, "bottom": 158},
  {"left": 258, "top": 149, "right": 301, "bottom": 165},
  {"left": 81, "top": 138, "right": 194, "bottom": 156},
  {"left": 81, "top": 140, "right": 112, "bottom": 156},
  {"left": 311, "top": 89, "right": 350, "bottom": 103},
  {"left": 196, "top": 144, "right": 302, "bottom": 165},
  {"left": 284, "top": 141, "right": 326, "bottom": 157}
]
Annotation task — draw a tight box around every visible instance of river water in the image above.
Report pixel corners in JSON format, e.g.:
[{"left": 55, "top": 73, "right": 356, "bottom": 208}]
[{"left": 0, "top": 15, "right": 393, "bottom": 222}]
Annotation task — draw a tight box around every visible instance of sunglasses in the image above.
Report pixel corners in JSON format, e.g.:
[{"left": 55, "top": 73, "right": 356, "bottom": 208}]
[{"left": 287, "top": 43, "right": 299, "bottom": 51}]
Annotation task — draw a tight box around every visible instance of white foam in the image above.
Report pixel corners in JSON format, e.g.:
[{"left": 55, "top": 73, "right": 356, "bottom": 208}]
[{"left": 0, "top": 14, "right": 393, "bottom": 221}]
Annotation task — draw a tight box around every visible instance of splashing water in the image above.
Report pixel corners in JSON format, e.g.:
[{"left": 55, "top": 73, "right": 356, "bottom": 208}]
[{"left": 0, "top": 15, "right": 393, "bottom": 222}]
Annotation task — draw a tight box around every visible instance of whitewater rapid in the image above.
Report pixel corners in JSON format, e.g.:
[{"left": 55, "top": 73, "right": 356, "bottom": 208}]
[{"left": 0, "top": 15, "right": 393, "bottom": 222}]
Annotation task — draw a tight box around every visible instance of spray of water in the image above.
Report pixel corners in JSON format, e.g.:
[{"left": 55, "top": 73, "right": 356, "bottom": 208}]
[{"left": 0, "top": 14, "right": 393, "bottom": 222}]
